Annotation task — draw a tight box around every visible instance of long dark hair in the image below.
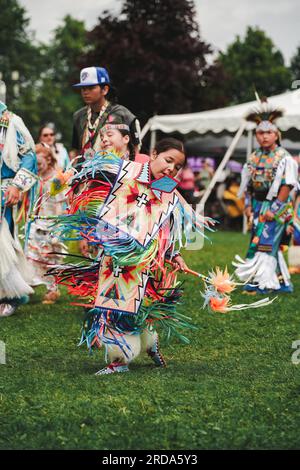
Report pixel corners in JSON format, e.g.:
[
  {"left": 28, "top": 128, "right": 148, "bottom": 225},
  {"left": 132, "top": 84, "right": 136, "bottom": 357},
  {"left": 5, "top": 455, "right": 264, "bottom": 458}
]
[
  {"left": 154, "top": 138, "right": 186, "bottom": 162},
  {"left": 105, "top": 116, "right": 135, "bottom": 160},
  {"left": 101, "top": 83, "right": 117, "bottom": 104},
  {"left": 119, "top": 128, "right": 135, "bottom": 161}
]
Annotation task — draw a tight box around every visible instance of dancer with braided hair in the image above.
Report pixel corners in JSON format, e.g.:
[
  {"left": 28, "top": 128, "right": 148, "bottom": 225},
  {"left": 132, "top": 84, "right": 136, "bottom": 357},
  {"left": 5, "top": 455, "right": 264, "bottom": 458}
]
[
  {"left": 48, "top": 138, "right": 209, "bottom": 374},
  {"left": 46, "top": 138, "right": 271, "bottom": 375}
]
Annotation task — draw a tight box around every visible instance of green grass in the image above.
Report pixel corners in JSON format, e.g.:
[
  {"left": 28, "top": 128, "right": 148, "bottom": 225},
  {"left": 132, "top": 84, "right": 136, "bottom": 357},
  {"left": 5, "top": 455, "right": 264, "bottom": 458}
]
[{"left": 0, "top": 231, "right": 300, "bottom": 450}]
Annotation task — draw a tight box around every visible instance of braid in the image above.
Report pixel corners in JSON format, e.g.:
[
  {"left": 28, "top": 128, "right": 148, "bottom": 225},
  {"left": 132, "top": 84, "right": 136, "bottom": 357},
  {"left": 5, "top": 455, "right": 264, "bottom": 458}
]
[{"left": 120, "top": 129, "right": 135, "bottom": 161}]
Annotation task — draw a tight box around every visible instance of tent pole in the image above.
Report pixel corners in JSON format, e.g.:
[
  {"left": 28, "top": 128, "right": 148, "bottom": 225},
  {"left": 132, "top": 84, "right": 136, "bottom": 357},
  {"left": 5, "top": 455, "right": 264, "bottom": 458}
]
[
  {"left": 0, "top": 80, "right": 6, "bottom": 104},
  {"left": 140, "top": 120, "right": 151, "bottom": 141},
  {"left": 243, "top": 129, "right": 253, "bottom": 234},
  {"left": 150, "top": 129, "right": 156, "bottom": 150},
  {"left": 199, "top": 121, "right": 246, "bottom": 210},
  {"left": 246, "top": 129, "right": 253, "bottom": 160}
]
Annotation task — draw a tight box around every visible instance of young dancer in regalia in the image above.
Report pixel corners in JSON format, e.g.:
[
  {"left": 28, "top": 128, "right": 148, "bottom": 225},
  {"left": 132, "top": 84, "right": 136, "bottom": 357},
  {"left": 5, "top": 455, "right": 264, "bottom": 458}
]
[
  {"left": 47, "top": 136, "right": 271, "bottom": 374},
  {"left": 233, "top": 100, "right": 298, "bottom": 293},
  {"left": 79, "top": 120, "right": 140, "bottom": 258},
  {"left": 288, "top": 178, "right": 300, "bottom": 274},
  {"left": 26, "top": 144, "right": 67, "bottom": 304},
  {"left": 0, "top": 101, "right": 38, "bottom": 317},
  {"left": 48, "top": 138, "right": 212, "bottom": 374},
  {"left": 100, "top": 120, "right": 149, "bottom": 163}
]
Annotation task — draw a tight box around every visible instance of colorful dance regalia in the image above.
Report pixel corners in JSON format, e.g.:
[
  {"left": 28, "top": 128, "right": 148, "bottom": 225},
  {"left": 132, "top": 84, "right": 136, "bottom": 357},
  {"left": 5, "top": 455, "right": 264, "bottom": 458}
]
[
  {"left": 26, "top": 171, "right": 67, "bottom": 292},
  {"left": 48, "top": 149, "right": 214, "bottom": 366},
  {"left": 288, "top": 187, "right": 300, "bottom": 274},
  {"left": 0, "top": 101, "right": 38, "bottom": 306},
  {"left": 234, "top": 145, "right": 298, "bottom": 292}
]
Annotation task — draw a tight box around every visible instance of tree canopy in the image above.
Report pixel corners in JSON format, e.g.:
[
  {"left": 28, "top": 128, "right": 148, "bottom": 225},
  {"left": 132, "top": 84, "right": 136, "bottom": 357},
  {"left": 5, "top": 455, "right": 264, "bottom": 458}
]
[
  {"left": 1, "top": 0, "right": 297, "bottom": 149},
  {"left": 79, "top": 0, "right": 226, "bottom": 124},
  {"left": 218, "top": 26, "right": 292, "bottom": 104},
  {"left": 31, "top": 15, "right": 87, "bottom": 143},
  {"left": 291, "top": 46, "right": 300, "bottom": 84},
  {"left": 0, "top": 0, "right": 42, "bottom": 105}
]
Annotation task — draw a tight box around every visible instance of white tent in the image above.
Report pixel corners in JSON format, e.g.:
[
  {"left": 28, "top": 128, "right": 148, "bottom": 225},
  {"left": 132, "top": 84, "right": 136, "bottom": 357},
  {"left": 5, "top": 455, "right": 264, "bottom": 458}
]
[
  {"left": 141, "top": 88, "right": 300, "bottom": 138},
  {"left": 141, "top": 88, "right": 300, "bottom": 207}
]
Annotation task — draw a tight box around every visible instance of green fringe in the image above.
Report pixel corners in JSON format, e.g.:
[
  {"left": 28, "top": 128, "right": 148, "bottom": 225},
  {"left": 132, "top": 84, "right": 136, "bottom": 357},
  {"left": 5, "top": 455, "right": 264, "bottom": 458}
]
[
  {"left": 84, "top": 294, "right": 197, "bottom": 345},
  {"left": 139, "top": 300, "right": 197, "bottom": 344}
]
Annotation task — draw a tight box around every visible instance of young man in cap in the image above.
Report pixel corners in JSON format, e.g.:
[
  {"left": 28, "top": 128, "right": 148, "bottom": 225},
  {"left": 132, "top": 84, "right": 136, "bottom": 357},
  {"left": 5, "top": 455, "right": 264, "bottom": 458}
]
[{"left": 71, "top": 66, "right": 141, "bottom": 163}]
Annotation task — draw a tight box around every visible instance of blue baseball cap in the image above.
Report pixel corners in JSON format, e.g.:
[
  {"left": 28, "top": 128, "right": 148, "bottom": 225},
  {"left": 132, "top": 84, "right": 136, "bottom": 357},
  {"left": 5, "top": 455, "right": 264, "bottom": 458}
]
[{"left": 73, "top": 67, "right": 110, "bottom": 87}]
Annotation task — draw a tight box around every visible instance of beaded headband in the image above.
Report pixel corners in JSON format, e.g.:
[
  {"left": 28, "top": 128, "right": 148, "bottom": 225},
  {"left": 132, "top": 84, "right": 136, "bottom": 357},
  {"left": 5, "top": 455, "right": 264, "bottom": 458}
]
[
  {"left": 101, "top": 123, "right": 130, "bottom": 133},
  {"left": 245, "top": 97, "right": 283, "bottom": 132},
  {"left": 256, "top": 121, "right": 278, "bottom": 132}
]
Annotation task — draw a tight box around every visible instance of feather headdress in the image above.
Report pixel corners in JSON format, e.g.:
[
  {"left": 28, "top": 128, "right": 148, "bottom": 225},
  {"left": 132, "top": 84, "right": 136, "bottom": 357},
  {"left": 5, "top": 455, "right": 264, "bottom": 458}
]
[{"left": 245, "top": 96, "right": 284, "bottom": 131}]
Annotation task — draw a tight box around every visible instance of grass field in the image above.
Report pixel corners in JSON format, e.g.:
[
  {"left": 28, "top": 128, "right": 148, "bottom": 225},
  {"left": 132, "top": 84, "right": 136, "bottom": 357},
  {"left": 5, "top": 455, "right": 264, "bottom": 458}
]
[{"left": 0, "top": 231, "right": 300, "bottom": 450}]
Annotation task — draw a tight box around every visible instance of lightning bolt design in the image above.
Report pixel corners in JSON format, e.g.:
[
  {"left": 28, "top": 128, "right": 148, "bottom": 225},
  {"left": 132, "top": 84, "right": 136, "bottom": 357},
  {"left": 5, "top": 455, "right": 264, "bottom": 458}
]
[
  {"left": 100, "top": 161, "right": 130, "bottom": 220},
  {"left": 144, "top": 193, "right": 179, "bottom": 247},
  {"left": 136, "top": 162, "right": 150, "bottom": 184},
  {"left": 134, "top": 270, "right": 149, "bottom": 313}
]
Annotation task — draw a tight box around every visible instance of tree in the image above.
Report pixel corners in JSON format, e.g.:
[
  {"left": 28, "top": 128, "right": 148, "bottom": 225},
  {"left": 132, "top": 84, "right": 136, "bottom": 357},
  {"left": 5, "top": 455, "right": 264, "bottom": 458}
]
[
  {"left": 30, "top": 15, "right": 88, "bottom": 144},
  {"left": 79, "top": 0, "right": 226, "bottom": 125},
  {"left": 218, "top": 27, "right": 292, "bottom": 104},
  {"left": 291, "top": 46, "right": 300, "bottom": 82},
  {"left": 0, "top": 4, "right": 87, "bottom": 146},
  {"left": 0, "top": 0, "right": 42, "bottom": 107}
]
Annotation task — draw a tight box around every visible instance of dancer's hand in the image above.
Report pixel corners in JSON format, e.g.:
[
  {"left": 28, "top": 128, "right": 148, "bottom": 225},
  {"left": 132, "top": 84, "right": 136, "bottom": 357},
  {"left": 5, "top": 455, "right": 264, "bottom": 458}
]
[
  {"left": 5, "top": 186, "right": 21, "bottom": 206},
  {"left": 204, "top": 217, "right": 216, "bottom": 228},
  {"left": 172, "top": 254, "right": 188, "bottom": 272},
  {"left": 264, "top": 210, "right": 275, "bottom": 221},
  {"left": 79, "top": 239, "right": 89, "bottom": 257},
  {"left": 245, "top": 206, "right": 253, "bottom": 219}
]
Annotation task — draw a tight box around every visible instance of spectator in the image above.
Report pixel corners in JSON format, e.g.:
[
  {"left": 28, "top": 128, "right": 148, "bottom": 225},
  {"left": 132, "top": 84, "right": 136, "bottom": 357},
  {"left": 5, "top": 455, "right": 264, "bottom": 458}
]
[
  {"left": 199, "top": 159, "right": 214, "bottom": 189},
  {"left": 71, "top": 67, "right": 141, "bottom": 163},
  {"left": 222, "top": 176, "right": 244, "bottom": 230},
  {"left": 177, "top": 161, "right": 198, "bottom": 205},
  {"left": 38, "top": 124, "right": 70, "bottom": 171},
  {"left": 27, "top": 144, "right": 67, "bottom": 304}
]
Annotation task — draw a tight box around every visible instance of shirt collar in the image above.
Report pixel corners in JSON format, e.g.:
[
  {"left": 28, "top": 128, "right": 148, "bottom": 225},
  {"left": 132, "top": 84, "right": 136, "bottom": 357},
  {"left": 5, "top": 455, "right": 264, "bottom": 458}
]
[{"left": 136, "top": 162, "right": 162, "bottom": 200}]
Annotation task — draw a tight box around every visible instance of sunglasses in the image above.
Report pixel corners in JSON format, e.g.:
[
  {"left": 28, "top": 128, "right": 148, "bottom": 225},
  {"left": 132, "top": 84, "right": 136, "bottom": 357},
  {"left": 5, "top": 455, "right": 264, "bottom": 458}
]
[{"left": 42, "top": 133, "right": 54, "bottom": 137}]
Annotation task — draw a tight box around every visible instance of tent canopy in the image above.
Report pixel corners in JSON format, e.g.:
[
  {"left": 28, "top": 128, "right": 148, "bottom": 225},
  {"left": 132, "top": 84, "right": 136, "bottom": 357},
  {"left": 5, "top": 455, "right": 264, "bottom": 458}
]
[
  {"left": 140, "top": 88, "right": 300, "bottom": 211},
  {"left": 143, "top": 89, "right": 300, "bottom": 136}
]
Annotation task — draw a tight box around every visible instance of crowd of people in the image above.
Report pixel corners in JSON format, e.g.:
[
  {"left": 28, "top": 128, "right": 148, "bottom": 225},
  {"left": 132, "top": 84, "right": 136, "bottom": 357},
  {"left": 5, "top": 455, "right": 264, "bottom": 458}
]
[
  {"left": 0, "top": 66, "right": 299, "bottom": 375},
  {"left": 177, "top": 157, "right": 246, "bottom": 229}
]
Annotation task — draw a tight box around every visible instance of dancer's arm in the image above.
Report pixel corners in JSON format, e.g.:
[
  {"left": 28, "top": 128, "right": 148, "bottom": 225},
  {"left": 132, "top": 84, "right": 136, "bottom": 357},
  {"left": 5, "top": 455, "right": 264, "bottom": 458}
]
[
  {"left": 172, "top": 254, "right": 189, "bottom": 272},
  {"left": 5, "top": 132, "right": 37, "bottom": 206},
  {"left": 265, "top": 184, "right": 294, "bottom": 221},
  {"left": 244, "top": 191, "right": 253, "bottom": 219}
]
